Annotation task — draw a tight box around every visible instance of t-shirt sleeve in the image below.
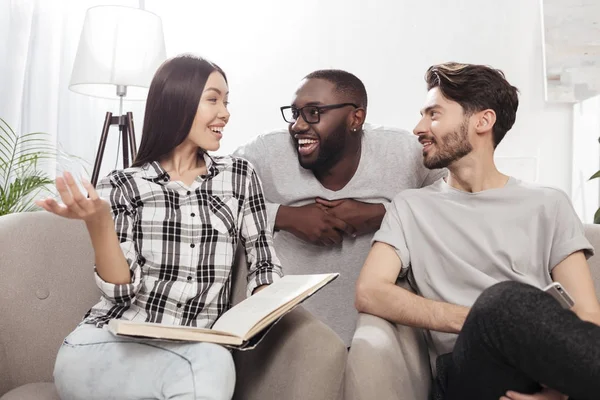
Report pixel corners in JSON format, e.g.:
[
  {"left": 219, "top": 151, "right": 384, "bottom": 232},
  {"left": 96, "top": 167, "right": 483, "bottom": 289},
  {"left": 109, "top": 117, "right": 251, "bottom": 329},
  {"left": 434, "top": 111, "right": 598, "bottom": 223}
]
[
  {"left": 233, "top": 136, "right": 280, "bottom": 232},
  {"left": 233, "top": 137, "right": 264, "bottom": 172},
  {"left": 549, "top": 191, "right": 595, "bottom": 271},
  {"left": 372, "top": 196, "right": 411, "bottom": 277}
]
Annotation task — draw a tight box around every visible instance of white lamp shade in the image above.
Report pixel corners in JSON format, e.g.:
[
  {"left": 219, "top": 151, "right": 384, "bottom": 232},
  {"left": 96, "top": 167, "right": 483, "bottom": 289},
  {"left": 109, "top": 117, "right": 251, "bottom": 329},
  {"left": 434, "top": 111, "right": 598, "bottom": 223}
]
[{"left": 69, "top": 5, "right": 166, "bottom": 100}]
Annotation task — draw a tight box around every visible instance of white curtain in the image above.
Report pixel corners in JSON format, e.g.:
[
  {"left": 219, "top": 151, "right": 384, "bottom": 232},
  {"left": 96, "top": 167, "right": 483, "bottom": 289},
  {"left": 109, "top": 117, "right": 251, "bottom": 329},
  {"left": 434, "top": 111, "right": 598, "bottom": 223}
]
[{"left": 0, "top": 0, "right": 146, "bottom": 180}]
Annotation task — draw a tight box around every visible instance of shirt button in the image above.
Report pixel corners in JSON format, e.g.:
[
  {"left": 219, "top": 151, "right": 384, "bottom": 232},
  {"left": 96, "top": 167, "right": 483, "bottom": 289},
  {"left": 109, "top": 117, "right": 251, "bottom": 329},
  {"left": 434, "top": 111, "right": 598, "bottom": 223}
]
[
  {"left": 187, "top": 191, "right": 191, "bottom": 195},
  {"left": 187, "top": 276, "right": 192, "bottom": 281},
  {"left": 191, "top": 213, "right": 196, "bottom": 217},
  {"left": 190, "top": 243, "right": 195, "bottom": 248},
  {"left": 177, "top": 303, "right": 182, "bottom": 308}
]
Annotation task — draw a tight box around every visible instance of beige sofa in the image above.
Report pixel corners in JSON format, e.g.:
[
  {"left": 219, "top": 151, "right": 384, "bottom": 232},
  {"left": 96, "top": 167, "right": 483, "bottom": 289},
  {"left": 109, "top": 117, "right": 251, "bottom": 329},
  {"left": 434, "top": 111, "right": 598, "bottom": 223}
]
[
  {"left": 344, "top": 224, "right": 600, "bottom": 400},
  {"left": 0, "top": 211, "right": 347, "bottom": 400}
]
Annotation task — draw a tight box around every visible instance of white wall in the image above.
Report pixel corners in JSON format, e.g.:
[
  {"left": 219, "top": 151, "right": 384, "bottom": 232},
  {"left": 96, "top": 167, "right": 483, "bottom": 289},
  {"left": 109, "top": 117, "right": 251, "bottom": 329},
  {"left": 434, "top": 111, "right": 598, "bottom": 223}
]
[
  {"left": 143, "top": 0, "right": 573, "bottom": 193},
  {"left": 1, "top": 0, "right": 575, "bottom": 193},
  {"left": 572, "top": 95, "right": 600, "bottom": 223}
]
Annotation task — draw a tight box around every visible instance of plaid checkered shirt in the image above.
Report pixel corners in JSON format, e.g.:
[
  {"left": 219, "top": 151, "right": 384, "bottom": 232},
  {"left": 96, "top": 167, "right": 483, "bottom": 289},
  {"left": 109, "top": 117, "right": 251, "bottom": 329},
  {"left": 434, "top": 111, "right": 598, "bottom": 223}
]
[{"left": 83, "top": 153, "right": 283, "bottom": 329}]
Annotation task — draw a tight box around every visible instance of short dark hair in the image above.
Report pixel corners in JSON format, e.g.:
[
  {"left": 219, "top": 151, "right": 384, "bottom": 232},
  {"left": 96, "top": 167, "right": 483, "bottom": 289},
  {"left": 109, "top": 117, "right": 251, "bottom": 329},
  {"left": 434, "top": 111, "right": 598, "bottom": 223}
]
[
  {"left": 304, "top": 69, "right": 368, "bottom": 109},
  {"left": 132, "top": 54, "right": 227, "bottom": 167},
  {"left": 425, "top": 62, "right": 519, "bottom": 148}
]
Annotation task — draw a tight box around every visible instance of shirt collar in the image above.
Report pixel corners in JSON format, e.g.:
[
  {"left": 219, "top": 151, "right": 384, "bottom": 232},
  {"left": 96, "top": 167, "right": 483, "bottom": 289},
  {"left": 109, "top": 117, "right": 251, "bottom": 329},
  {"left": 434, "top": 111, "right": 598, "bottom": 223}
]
[{"left": 140, "top": 151, "right": 222, "bottom": 184}]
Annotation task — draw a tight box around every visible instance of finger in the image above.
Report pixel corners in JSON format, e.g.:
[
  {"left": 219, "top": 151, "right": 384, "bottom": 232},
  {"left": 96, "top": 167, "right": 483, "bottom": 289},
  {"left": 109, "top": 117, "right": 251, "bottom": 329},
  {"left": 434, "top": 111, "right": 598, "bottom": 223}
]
[
  {"left": 316, "top": 197, "right": 344, "bottom": 207},
  {"left": 40, "top": 198, "right": 70, "bottom": 217},
  {"left": 63, "top": 172, "right": 86, "bottom": 203},
  {"left": 317, "top": 230, "right": 339, "bottom": 246},
  {"left": 81, "top": 178, "right": 99, "bottom": 201},
  {"left": 505, "top": 391, "right": 535, "bottom": 400},
  {"left": 329, "top": 215, "right": 355, "bottom": 237},
  {"left": 35, "top": 199, "right": 52, "bottom": 212},
  {"left": 325, "top": 228, "right": 344, "bottom": 245},
  {"left": 55, "top": 177, "right": 73, "bottom": 205},
  {"left": 57, "top": 175, "right": 84, "bottom": 214},
  {"left": 316, "top": 203, "right": 329, "bottom": 212}
]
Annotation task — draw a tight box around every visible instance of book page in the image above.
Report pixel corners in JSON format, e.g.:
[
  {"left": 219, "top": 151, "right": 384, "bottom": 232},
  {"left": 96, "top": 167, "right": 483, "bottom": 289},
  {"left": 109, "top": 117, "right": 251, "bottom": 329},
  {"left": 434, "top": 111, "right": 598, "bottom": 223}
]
[{"left": 212, "top": 274, "right": 335, "bottom": 337}]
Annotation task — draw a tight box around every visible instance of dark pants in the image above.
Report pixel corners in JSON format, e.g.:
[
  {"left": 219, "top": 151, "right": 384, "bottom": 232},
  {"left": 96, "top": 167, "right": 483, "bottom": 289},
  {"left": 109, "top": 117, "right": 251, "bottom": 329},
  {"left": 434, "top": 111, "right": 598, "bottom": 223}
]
[{"left": 433, "top": 281, "right": 600, "bottom": 400}]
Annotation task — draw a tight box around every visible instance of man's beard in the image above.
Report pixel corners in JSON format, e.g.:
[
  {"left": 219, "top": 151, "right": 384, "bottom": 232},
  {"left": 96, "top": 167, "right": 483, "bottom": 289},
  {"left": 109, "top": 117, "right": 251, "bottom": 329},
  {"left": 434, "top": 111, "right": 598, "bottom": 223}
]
[
  {"left": 298, "top": 122, "right": 347, "bottom": 171},
  {"left": 424, "top": 120, "right": 473, "bottom": 170}
]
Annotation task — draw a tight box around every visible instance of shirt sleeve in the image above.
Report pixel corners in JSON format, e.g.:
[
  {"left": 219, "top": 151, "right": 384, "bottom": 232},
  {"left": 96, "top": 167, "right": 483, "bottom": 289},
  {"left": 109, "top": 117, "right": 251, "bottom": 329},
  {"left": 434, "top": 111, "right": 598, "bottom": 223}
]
[
  {"left": 240, "top": 163, "right": 284, "bottom": 297},
  {"left": 93, "top": 172, "right": 144, "bottom": 305},
  {"left": 371, "top": 195, "right": 411, "bottom": 277},
  {"left": 234, "top": 137, "right": 280, "bottom": 232},
  {"left": 549, "top": 190, "right": 595, "bottom": 271}
]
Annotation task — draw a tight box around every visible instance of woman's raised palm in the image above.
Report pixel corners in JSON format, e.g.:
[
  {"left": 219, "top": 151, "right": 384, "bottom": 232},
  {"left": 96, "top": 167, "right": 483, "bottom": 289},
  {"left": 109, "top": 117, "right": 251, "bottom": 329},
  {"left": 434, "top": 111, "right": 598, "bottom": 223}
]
[{"left": 35, "top": 172, "right": 110, "bottom": 222}]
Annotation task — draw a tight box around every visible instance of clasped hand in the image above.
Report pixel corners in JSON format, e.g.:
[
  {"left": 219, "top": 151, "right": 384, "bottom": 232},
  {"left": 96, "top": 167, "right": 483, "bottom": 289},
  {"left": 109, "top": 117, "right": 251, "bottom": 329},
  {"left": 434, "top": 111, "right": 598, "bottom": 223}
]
[{"left": 287, "top": 198, "right": 378, "bottom": 246}]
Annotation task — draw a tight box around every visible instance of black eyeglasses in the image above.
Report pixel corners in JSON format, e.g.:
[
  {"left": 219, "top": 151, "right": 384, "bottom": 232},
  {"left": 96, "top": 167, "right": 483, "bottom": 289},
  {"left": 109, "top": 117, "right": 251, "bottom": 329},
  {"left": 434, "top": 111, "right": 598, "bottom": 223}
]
[{"left": 280, "top": 103, "right": 359, "bottom": 124}]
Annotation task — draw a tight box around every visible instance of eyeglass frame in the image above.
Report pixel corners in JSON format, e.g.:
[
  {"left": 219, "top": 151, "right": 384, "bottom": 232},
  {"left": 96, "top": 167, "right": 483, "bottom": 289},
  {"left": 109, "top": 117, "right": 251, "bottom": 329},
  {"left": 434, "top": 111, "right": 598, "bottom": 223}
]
[{"left": 280, "top": 103, "right": 359, "bottom": 124}]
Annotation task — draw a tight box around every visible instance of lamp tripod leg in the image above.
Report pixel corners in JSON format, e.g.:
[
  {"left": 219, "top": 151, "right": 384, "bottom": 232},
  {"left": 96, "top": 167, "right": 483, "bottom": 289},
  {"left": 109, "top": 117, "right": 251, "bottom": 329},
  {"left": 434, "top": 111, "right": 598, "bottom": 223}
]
[{"left": 91, "top": 112, "right": 113, "bottom": 187}]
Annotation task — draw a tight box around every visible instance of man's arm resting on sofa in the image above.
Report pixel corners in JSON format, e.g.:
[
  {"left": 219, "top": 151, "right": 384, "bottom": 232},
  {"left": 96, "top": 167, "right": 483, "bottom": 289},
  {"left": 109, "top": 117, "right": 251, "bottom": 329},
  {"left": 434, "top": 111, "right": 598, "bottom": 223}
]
[{"left": 355, "top": 241, "right": 470, "bottom": 334}]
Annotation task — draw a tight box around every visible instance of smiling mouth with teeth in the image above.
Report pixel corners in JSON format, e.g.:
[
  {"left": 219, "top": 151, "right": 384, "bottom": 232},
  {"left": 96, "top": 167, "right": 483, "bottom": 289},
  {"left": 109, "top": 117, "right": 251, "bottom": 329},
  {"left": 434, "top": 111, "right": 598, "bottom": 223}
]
[
  {"left": 209, "top": 126, "right": 224, "bottom": 134},
  {"left": 296, "top": 138, "right": 319, "bottom": 156},
  {"left": 298, "top": 138, "right": 318, "bottom": 147},
  {"left": 421, "top": 139, "right": 434, "bottom": 152}
]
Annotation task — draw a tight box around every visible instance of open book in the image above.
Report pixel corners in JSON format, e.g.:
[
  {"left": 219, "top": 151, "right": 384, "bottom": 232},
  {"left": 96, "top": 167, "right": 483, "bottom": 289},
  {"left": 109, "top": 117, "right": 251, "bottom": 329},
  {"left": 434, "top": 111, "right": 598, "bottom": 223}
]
[{"left": 108, "top": 273, "right": 339, "bottom": 350}]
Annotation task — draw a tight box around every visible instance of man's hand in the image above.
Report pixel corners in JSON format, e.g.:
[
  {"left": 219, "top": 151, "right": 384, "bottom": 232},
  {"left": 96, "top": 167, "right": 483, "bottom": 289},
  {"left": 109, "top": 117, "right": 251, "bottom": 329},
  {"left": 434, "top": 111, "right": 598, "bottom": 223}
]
[
  {"left": 315, "top": 198, "right": 385, "bottom": 236},
  {"left": 275, "top": 203, "right": 355, "bottom": 246},
  {"left": 500, "top": 387, "right": 568, "bottom": 400}
]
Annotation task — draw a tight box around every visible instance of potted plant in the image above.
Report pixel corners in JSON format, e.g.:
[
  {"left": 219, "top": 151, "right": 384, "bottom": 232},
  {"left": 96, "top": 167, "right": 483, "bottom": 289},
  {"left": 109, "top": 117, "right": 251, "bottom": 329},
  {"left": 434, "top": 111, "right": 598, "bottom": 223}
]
[{"left": 0, "top": 118, "right": 58, "bottom": 216}]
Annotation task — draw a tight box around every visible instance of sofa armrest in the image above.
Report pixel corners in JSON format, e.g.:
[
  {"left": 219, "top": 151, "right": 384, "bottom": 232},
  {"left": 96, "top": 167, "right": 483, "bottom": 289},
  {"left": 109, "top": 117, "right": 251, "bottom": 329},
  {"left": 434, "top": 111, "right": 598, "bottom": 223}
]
[
  {"left": 233, "top": 306, "right": 346, "bottom": 400},
  {"left": 345, "top": 312, "right": 432, "bottom": 400}
]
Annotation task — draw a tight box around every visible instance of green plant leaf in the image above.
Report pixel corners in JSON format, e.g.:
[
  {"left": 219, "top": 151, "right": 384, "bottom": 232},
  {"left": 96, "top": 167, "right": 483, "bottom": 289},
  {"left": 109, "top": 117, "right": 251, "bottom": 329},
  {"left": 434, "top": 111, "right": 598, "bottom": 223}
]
[
  {"left": 0, "top": 118, "right": 59, "bottom": 216},
  {"left": 0, "top": 118, "right": 88, "bottom": 216},
  {"left": 590, "top": 170, "right": 600, "bottom": 180}
]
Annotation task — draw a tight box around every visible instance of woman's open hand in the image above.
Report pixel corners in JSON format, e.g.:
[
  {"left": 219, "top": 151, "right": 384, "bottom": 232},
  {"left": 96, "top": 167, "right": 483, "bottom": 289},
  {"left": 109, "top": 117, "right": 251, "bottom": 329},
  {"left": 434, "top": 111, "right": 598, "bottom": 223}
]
[{"left": 35, "top": 172, "right": 110, "bottom": 222}]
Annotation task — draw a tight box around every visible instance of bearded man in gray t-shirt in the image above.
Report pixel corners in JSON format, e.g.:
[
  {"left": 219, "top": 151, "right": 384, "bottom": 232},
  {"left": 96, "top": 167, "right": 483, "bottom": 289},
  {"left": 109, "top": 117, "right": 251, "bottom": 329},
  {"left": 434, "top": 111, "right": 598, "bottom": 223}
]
[{"left": 355, "top": 62, "right": 600, "bottom": 400}]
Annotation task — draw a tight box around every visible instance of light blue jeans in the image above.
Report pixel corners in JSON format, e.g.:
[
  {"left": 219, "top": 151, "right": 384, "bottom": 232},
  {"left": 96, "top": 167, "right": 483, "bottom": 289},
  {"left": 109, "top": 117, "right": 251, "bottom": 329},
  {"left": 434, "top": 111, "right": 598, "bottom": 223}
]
[{"left": 53, "top": 324, "right": 236, "bottom": 400}]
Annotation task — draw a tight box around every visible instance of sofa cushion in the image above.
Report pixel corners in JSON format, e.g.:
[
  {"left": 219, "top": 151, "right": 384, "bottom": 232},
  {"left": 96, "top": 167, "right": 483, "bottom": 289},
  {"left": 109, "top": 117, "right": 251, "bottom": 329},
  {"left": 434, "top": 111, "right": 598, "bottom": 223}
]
[{"left": 0, "top": 382, "right": 59, "bottom": 400}]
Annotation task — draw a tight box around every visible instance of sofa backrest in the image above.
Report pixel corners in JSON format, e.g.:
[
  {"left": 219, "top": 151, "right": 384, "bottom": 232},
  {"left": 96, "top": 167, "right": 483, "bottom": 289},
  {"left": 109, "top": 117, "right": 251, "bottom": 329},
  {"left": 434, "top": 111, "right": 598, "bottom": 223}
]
[{"left": 0, "top": 212, "right": 96, "bottom": 395}]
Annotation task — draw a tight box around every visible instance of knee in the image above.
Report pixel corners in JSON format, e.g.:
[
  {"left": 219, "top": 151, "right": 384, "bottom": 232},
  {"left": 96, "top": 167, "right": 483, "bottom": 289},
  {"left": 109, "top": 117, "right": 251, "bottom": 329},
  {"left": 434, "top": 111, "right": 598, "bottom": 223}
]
[
  {"left": 208, "top": 343, "right": 236, "bottom": 376},
  {"left": 477, "top": 281, "right": 530, "bottom": 309},
  {"left": 200, "top": 344, "right": 236, "bottom": 399},
  {"left": 467, "top": 281, "right": 534, "bottom": 328}
]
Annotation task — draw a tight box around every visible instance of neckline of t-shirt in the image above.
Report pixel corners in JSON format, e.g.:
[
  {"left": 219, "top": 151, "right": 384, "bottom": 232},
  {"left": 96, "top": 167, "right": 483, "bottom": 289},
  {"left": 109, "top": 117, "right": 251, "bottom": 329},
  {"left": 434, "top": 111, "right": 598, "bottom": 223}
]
[
  {"left": 440, "top": 176, "right": 517, "bottom": 196},
  {"left": 317, "top": 136, "right": 368, "bottom": 195}
]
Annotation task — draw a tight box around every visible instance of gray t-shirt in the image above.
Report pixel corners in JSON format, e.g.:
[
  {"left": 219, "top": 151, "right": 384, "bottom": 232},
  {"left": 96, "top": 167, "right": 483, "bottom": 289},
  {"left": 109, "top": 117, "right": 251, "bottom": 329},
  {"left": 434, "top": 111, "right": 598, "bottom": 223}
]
[
  {"left": 234, "top": 123, "right": 446, "bottom": 345},
  {"left": 373, "top": 177, "right": 594, "bottom": 361}
]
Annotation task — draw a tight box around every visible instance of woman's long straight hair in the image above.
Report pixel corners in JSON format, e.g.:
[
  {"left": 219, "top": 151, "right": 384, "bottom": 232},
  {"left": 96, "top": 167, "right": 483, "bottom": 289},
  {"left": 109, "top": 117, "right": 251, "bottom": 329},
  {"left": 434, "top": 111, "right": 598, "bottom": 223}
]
[{"left": 132, "top": 54, "right": 227, "bottom": 167}]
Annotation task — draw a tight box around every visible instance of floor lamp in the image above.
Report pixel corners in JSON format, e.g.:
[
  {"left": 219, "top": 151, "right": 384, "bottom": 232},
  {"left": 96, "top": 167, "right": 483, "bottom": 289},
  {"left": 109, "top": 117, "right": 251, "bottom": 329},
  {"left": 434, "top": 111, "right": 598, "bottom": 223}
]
[{"left": 69, "top": 5, "right": 166, "bottom": 186}]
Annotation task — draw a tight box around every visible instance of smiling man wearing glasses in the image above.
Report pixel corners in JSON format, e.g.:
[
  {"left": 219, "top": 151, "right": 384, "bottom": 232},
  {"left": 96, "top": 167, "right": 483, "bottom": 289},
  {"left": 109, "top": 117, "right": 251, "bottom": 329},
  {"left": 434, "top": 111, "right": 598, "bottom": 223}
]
[{"left": 234, "top": 69, "right": 445, "bottom": 345}]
